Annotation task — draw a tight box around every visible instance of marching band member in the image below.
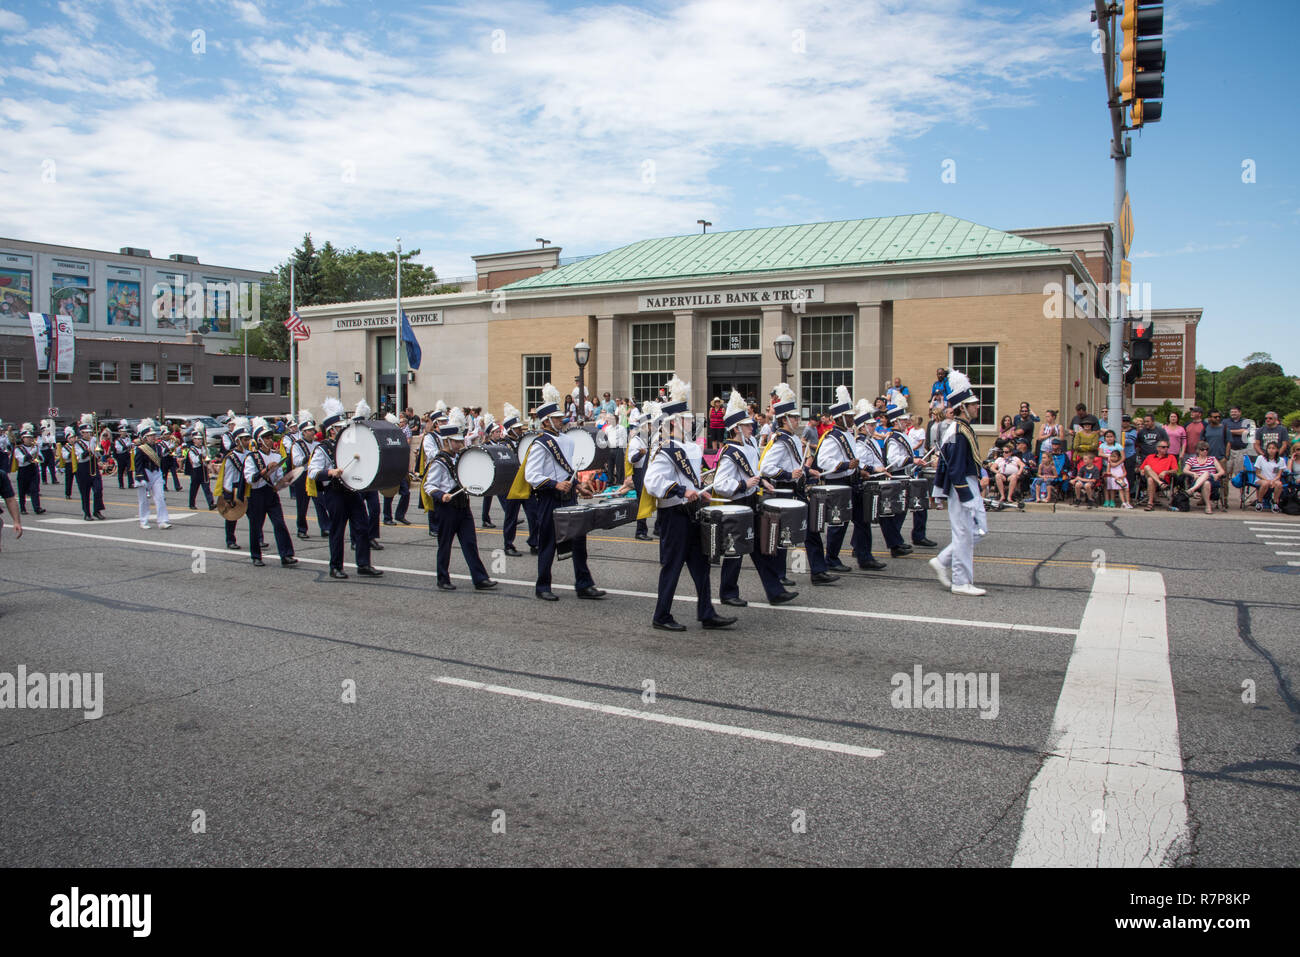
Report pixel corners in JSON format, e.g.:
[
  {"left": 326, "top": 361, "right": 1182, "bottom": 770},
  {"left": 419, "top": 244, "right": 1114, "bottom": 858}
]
[
  {"left": 890, "top": 410, "right": 937, "bottom": 549},
  {"left": 73, "top": 415, "right": 106, "bottom": 521},
  {"left": 113, "top": 421, "right": 135, "bottom": 489},
  {"left": 219, "top": 418, "right": 250, "bottom": 549},
  {"left": 14, "top": 425, "right": 46, "bottom": 515},
  {"left": 59, "top": 426, "right": 76, "bottom": 499},
  {"left": 0, "top": 446, "right": 19, "bottom": 549},
  {"left": 381, "top": 412, "right": 411, "bottom": 527},
  {"left": 760, "top": 384, "right": 838, "bottom": 585},
  {"left": 813, "top": 385, "right": 859, "bottom": 574},
  {"left": 627, "top": 402, "right": 659, "bottom": 540},
  {"left": 287, "top": 410, "right": 316, "bottom": 538},
  {"left": 348, "top": 400, "right": 383, "bottom": 554},
  {"left": 243, "top": 418, "right": 298, "bottom": 567},
  {"left": 310, "top": 398, "right": 382, "bottom": 580},
  {"left": 495, "top": 403, "right": 527, "bottom": 556},
  {"left": 850, "top": 399, "right": 888, "bottom": 571},
  {"left": 422, "top": 408, "right": 496, "bottom": 591},
  {"left": 131, "top": 419, "right": 172, "bottom": 530},
  {"left": 642, "top": 377, "right": 735, "bottom": 631},
  {"left": 38, "top": 420, "right": 58, "bottom": 484},
  {"left": 522, "top": 382, "right": 605, "bottom": 602},
  {"left": 714, "top": 390, "right": 793, "bottom": 607},
  {"left": 929, "top": 370, "right": 987, "bottom": 596},
  {"left": 297, "top": 411, "right": 332, "bottom": 537},
  {"left": 877, "top": 404, "right": 915, "bottom": 558},
  {"left": 184, "top": 427, "right": 216, "bottom": 510},
  {"left": 220, "top": 411, "right": 237, "bottom": 455},
  {"left": 475, "top": 411, "right": 499, "bottom": 528},
  {"left": 419, "top": 400, "right": 448, "bottom": 539},
  {"left": 160, "top": 426, "right": 183, "bottom": 491}
]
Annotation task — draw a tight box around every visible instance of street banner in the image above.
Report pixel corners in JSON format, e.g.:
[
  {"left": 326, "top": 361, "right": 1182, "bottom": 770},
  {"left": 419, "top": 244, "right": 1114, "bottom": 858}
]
[
  {"left": 29, "top": 311, "right": 50, "bottom": 370},
  {"left": 29, "top": 313, "right": 76, "bottom": 373}
]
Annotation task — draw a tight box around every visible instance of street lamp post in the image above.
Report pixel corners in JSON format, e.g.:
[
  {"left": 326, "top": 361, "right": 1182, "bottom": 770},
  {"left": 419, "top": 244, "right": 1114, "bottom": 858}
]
[
  {"left": 574, "top": 340, "right": 590, "bottom": 423},
  {"left": 49, "top": 285, "right": 94, "bottom": 425},
  {"left": 773, "top": 332, "right": 794, "bottom": 385}
]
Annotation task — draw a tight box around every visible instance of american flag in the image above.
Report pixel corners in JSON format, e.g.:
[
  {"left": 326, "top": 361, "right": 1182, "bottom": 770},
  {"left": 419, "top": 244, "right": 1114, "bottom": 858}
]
[{"left": 283, "top": 310, "right": 310, "bottom": 341}]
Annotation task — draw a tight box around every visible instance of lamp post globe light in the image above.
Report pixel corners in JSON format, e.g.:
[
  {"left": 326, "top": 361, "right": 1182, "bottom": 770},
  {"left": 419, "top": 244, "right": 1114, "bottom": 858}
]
[
  {"left": 773, "top": 332, "right": 794, "bottom": 384},
  {"left": 574, "top": 339, "right": 590, "bottom": 423}
]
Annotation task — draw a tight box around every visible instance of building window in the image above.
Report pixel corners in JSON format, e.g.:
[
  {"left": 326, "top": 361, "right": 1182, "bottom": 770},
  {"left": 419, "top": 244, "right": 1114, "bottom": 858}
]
[
  {"left": 280, "top": 377, "right": 291, "bottom": 396},
  {"left": 37, "top": 369, "right": 72, "bottom": 383},
  {"left": 250, "top": 376, "right": 273, "bottom": 394},
  {"left": 168, "top": 363, "right": 193, "bottom": 384},
  {"left": 213, "top": 374, "right": 240, "bottom": 387},
  {"left": 631, "top": 322, "right": 675, "bottom": 403},
  {"left": 523, "top": 355, "right": 551, "bottom": 415},
  {"left": 0, "top": 357, "right": 22, "bottom": 382},
  {"left": 799, "top": 314, "right": 853, "bottom": 412},
  {"left": 709, "top": 316, "right": 760, "bottom": 352},
  {"left": 950, "top": 344, "right": 997, "bottom": 427},
  {"left": 88, "top": 360, "right": 119, "bottom": 383},
  {"left": 130, "top": 361, "right": 158, "bottom": 383}
]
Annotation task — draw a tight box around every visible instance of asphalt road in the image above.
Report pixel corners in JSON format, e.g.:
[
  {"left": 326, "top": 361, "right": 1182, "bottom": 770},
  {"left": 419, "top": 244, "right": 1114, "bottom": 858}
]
[{"left": 1, "top": 482, "right": 1296, "bottom": 867}]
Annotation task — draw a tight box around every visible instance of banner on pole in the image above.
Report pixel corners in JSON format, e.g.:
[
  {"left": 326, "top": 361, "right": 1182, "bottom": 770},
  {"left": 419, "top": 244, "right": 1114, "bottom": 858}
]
[
  {"left": 29, "top": 312, "right": 50, "bottom": 370},
  {"left": 28, "top": 313, "right": 75, "bottom": 373}
]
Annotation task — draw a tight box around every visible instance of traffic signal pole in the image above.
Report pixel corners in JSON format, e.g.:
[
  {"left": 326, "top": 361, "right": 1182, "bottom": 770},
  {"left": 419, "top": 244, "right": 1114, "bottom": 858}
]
[{"left": 1097, "top": 0, "right": 1128, "bottom": 420}]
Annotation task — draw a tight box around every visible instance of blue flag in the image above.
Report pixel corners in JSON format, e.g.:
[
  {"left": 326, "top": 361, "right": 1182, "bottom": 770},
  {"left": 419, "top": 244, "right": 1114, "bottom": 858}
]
[{"left": 400, "top": 310, "right": 421, "bottom": 370}]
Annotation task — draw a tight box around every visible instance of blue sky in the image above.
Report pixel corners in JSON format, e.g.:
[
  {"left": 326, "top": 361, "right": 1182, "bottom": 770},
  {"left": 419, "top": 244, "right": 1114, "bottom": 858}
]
[{"left": 1, "top": 0, "right": 1295, "bottom": 373}]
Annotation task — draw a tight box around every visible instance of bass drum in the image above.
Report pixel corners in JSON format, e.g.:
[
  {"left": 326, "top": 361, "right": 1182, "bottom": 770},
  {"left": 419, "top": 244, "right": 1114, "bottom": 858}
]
[
  {"left": 457, "top": 444, "right": 520, "bottom": 498},
  {"left": 517, "top": 431, "right": 541, "bottom": 466},
  {"left": 564, "top": 424, "right": 612, "bottom": 473},
  {"left": 335, "top": 420, "right": 410, "bottom": 492}
]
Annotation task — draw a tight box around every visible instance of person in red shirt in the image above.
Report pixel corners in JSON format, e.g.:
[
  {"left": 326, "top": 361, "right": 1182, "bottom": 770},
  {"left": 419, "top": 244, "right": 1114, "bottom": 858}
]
[{"left": 1140, "top": 440, "right": 1179, "bottom": 510}]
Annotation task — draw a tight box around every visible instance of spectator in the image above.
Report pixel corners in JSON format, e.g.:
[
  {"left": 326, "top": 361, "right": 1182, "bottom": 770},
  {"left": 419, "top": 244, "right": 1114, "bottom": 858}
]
[
  {"left": 1140, "top": 440, "right": 1179, "bottom": 510},
  {"left": 1012, "top": 402, "right": 1040, "bottom": 444},
  {"left": 992, "top": 448, "right": 1022, "bottom": 503},
  {"left": 886, "top": 377, "right": 910, "bottom": 412},
  {"left": 1104, "top": 449, "right": 1132, "bottom": 509},
  {"left": 997, "top": 415, "right": 1017, "bottom": 445},
  {"left": 1036, "top": 409, "right": 1062, "bottom": 459},
  {"left": 1032, "top": 453, "right": 1057, "bottom": 502},
  {"left": 1097, "top": 407, "right": 1111, "bottom": 434},
  {"left": 1072, "top": 456, "right": 1102, "bottom": 506},
  {"left": 1165, "top": 411, "right": 1187, "bottom": 458},
  {"left": 1254, "top": 410, "right": 1290, "bottom": 459},
  {"left": 1289, "top": 446, "right": 1300, "bottom": 491},
  {"left": 801, "top": 415, "right": 819, "bottom": 451},
  {"left": 707, "top": 397, "right": 725, "bottom": 450},
  {"left": 1134, "top": 414, "right": 1169, "bottom": 463},
  {"left": 1255, "top": 442, "right": 1286, "bottom": 512},
  {"left": 1069, "top": 403, "right": 1100, "bottom": 432},
  {"left": 1099, "top": 429, "right": 1122, "bottom": 461},
  {"left": 906, "top": 414, "right": 926, "bottom": 454},
  {"left": 930, "top": 368, "right": 949, "bottom": 409},
  {"left": 600, "top": 392, "right": 616, "bottom": 415},
  {"left": 563, "top": 394, "right": 576, "bottom": 423},
  {"left": 1223, "top": 405, "right": 1251, "bottom": 501},
  {"left": 1012, "top": 438, "right": 1036, "bottom": 499},
  {"left": 1071, "top": 420, "right": 1101, "bottom": 468},
  {"left": 756, "top": 413, "right": 772, "bottom": 440},
  {"left": 1049, "top": 440, "right": 1073, "bottom": 500},
  {"left": 1183, "top": 407, "right": 1206, "bottom": 455},
  {"left": 1183, "top": 442, "right": 1223, "bottom": 515},
  {"left": 816, "top": 412, "right": 834, "bottom": 440}
]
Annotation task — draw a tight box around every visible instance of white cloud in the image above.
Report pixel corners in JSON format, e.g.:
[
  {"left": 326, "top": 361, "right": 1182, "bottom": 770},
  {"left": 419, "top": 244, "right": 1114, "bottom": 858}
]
[
  {"left": 230, "top": 1, "right": 269, "bottom": 28},
  {"left": 0, "top": 9, "right": 28, "bottom": 32}
]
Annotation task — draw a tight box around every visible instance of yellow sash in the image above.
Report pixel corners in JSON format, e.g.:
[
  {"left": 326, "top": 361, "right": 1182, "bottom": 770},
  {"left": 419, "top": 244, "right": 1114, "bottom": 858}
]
[
  {"left": 507, "top": 445, "right": 533, "bottom": 501},
  {"left": 305, "top": 475, "right": 317, "bottom": 498}
]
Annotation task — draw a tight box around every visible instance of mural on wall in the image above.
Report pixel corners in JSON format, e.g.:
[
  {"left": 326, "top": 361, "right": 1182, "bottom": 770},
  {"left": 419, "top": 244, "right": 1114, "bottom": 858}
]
[
  {"left": 51, "top": 273, "right": 91, "bottom": 324},
  {"left": 0, "top": 267, "right": 33, "bottom": 319},
  {"left": 106, "top": 278, "right": 142, "bottom": 327}
]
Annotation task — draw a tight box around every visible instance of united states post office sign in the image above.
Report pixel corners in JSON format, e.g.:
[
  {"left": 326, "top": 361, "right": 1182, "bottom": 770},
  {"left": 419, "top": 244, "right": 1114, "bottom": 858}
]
[
  {"left": 637, "top": 285, "right": 824, "bottom": 311},
  {"left": 332, "top": 311, "right": 443, "bottom": 331}
]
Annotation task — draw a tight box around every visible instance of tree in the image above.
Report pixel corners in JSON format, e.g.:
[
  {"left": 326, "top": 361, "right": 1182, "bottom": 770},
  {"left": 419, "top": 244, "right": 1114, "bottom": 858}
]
[
  {"left": 1226, "top": 375, "right": 1300, "bottom": 424},
  {"left": 1241, "top": 351, "right": 1273, "bottom": 365}
]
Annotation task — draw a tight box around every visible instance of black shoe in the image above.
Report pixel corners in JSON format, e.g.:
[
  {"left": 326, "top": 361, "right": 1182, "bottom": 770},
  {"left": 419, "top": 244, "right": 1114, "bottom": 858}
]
[
  {"left": 482, "top": 520, "right": 496, "bottom": 528},
  {"left": 252, "top": 559, "right": 265, "bottom": 567},
  {"left": 208, "top": 502, "right": 218, "bottom": 511},
  {"left": 259, "top": 540, "right": 268, "bottom": 549},
  {"left": 536, "top": 591, "right": 559, "bottom": 602},
  {"left": 890, "top": 546, "right": 912, "bottom": 558},
  {"left": 437, "top": 581, "right": 457, "bottom": 591},
  {"left": 227, "top": 542, "right": 240, "bottom": 550},
  {"left": 383, "top": 520, "right": 396, "bottom": 526},
  {"left": 769, "top": 590, "right": 798, "bottom": 605},
  {"left": 297, "top": 532, "right": 309, "bottom": 540},
  {"left": 702, "top": 615, "right": 737, "bottom": 629},
  {"left": 475, "top": 580, "right": 498, "bottom": 590},
  {"left": 912, "top": 538, "right": 938, "bottom": 548},
  {"left": 396, "top": 518, "right": 411, "bottom": 526},
  {"left": 857, "top": 558, "right": 888, "bottom": 570},
  {"left": 635, "top": 532, "right": 649, "bottom": 540},
  {"left": 826, "top": 560, "right": 850, "bottom": 572},
  {"left": 721, "top": 597, "right": 748, "bottom": 607},
  {"left": 811, "top": 572, "right": 839, "bottom": 585},
  {"left": 35, "top": 507, "right": 46, "bottom": 514},
  {"left": 330, "top": 568, "right": 349, "bottom": 580},
  {"left": 84, "top": 515, "right": 94, "bottom": 521},
  {"left": 653, "top": 619, "right": 686, "bottom": 632},
  {"left": 281, "top": 557, "right": 298, "bottom": 567},
  {"left": 530, "top": 546, "right": 539, "bottom": 554},
  {"left": 504, "top": 546, "right": 522, "bottom": 557},
  {"left": 780, "top": 577, "right": 796, "bottom": 588},
  {"left": 357, "top": 566, "right": 383, "bottom": 577},
  {"left": 576, "top": 586, "right": 606, "bottom": 599},
  {"left": 370, "top": 540, "right": 384, "bottom": 550},
  {"left": 94, "top": 512, "right": 106, "bottom": 520},
  {"left": 429, "top": 529, "right": 438, "bottom": 537}
]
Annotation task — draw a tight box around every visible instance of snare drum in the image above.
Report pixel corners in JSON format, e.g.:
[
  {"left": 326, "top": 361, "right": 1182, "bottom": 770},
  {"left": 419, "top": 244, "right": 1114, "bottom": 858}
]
[
  {"left": 456, "top": 443, "right": 520, "bottom": 498},
  {"left": 758, "top": 496, "right": 808, "bottom": 555},
  {"left": 807, "top": 484, "right": 852, "bottom": 531},
  {"left": 698, "top": 504, "right": 755, "bottom": 563},
  {"left": 861, "top": 478, "right": 907, "bottom": 522},
  {"left": 906, "top": 477, "right": 930, "bottom": 512},
  {"left": 336, "top": 420, "right": 410, "bottom": 492},
  {"left": 553, "top": 504, "right": 597, "bottom": 543},
  {"left": 588, "top": 497, "right": 635, "bottom": 531}
]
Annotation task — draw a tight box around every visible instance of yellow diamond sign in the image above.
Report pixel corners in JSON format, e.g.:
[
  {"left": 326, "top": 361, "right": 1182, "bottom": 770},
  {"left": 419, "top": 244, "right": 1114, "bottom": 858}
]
[{"left": 1120, "top": 193, "right": 1134, "bottom": 257}]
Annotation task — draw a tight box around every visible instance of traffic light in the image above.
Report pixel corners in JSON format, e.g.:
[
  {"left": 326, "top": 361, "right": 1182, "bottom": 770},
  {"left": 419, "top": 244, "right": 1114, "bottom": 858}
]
[
  {"left": 1120, "top": 2, "right": 1165, "bottom": 128},
  {"left": 1130, "top": 318, "right": 1154, "bottom": 361}
]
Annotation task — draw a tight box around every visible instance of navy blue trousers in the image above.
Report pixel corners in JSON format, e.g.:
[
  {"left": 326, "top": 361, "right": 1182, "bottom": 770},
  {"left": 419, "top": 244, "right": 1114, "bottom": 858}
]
[
  {"left": 501, "top": 496, "right": 523, "bottom": 548},
  {"left": 654, "top": 504, "right": 718, "bottom": 624},
  {"left": 188, "top": 470, "right": 215, "bottom": 509},
  {"left": 435, "top": 503, "right": 490, "bottom": 586},
  {"left": 383, "top": 480, "right": 409, "bottom": 522},
  {"left": 533, "top": 492, "right": 594, "bottom": 594},
  {"left": 848, "top": 492, "right": 878, "bottom": 562},
  {"left": 247, "top": 486, "right": 294, "bottom": 561},
  {"left": 324, "top": 487, "right": 370, "bottom": 571}
]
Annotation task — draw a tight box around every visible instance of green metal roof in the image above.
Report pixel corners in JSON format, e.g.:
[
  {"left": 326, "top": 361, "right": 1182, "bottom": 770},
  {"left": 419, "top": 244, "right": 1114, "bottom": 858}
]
[{"left": 504, "top": 213, "right": 1059, "bottom": 291}]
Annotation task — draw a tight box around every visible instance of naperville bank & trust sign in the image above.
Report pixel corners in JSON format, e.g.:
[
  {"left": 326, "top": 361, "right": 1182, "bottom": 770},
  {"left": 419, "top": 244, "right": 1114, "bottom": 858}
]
[{"left": 637, "top": 285, "right": 824, "bottom": 311}]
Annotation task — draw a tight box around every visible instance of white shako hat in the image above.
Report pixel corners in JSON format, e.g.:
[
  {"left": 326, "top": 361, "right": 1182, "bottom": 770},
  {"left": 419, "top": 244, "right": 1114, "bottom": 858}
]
[
  {"left": 640, "top": 400, "right": 661, "bottom": 428},
  {"left": 885, "top": 403, "right": 908, "bottom": 424},
  {"left": 853, "top": 398, "right": 874, "bottom": 426},
  {"left": 660, "top": 376, "right": 690, "bottom": 418},
  {"left": 353, "top": 399, "right": 371, "bottom": 421},
  {"left": 501, "top": 402, "right": 522, "bottom": 432},
  {"left": 723, "top": 389, "right": 752, "bottom": 431},
  {"left": 439, "top": 407, "right": 467, "bottom": 439},
  {"left": 477, "top": 411, "right": 496, "bottom": 436},
  {"left": 251, "top": 416, "right": 274, "bottom": 441},
  {"left": 230, "top": 416, "right": 251, "bottom": 440},
  {"left": 78, "top": 413, "right": 95, "bottom": 433},
  {"left": 136, "top": 417, "right": 157, "bottom": 437},
  {"left": 117, "top": 418, "right": 130, "bottom": 432},
  {"left": 771, "top": 382, "right": 797, "bottom": 418},
  {"left": 945, "top": 369, "right": 978, "bottom": 408},
  {"left": 431, "top": 400, "right": 448, "bottom": 423},
  {"left": 828, "top": 384, "right": 853, "bottom": 418},
  {"left": 534, "top": 383, "right": 564, "bottom": 420},
  {"left": 320, "top": 398, "right": 346, "bottom": 432},
  {"left": 297, "top": 408, "right": 316, "bottom": 429}
]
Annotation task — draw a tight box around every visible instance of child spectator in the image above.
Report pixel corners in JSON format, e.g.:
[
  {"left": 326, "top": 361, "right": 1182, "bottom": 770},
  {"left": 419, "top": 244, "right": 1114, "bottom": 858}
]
[
  {"left": 1036, "top": 409, "right": 1062, "bottom": 459},
  {"left": 1099, "top": 429, "right": 1121, "bottom": 460},
  {"left": 1183, "top": 442, "right": 1223, "bottom": 515},
  {"left": 1032, "top": 453, "right": 1057, "bottom": 502},
  {"left": 1104, "top": 449, "right": 1131, "bottom": 509},
  {"left": 1255, "top": 442, "right": 1286, "bottom": 512},
  {"left": 1072, "top": 456, "right": 1102, "bottom": 506}
]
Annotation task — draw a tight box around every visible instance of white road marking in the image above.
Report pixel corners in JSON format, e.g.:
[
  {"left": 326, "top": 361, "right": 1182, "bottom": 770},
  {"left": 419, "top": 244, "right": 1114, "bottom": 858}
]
[
  {"left": 21, "top": 525, "right": 1078, "bottom": 636},
  {"left": 434, "top": 675, "right": 884, "bottom": 758},
  {"left": 1013, "top": 569, "right": 1187, "bottom": 868},
  {"left": 42, "top": 514, "right": 193, "bottom": 525},
  {"left": 1274, "top": 551, "right": 1300, "bottom": 556},
  {"left": 1244, "top": 521, "right": 1299, "bottom": 528},
  {"left": 1262, "top": 542, "right": 1300, "bottom": 546},
  {"left": 1253, "top": 533, "right": 1300, "bottom": 539}
]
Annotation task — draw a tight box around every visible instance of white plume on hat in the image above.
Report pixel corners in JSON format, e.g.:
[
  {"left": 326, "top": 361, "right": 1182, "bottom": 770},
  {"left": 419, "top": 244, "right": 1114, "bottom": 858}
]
[
  {"left": 434, "top": 400, "right": 447, "bottom": 415},
  {"left": 353, "top": 399, "right": 371, "bottom": 420},
  {"left": 250, "top": 416, "right": 270, "bottom": 439},
  {"left": 543, "top": 383, "right": 561, "bottom": 405},
  {"left": 321, "top": 397, "right": 344, "bottom": 421},
  {"left": 726, "top": 389, "right": 747, "bottom": 418},
  {"left": 385, "top": 412, "right": 399, "bottom": 424},
  {"left": 226, "top": 409, "right": 236, "bottom": 419},
  {"left": 641, "top": 399, "right": 661, "bottom": 424},
  {"left": 118, "top": 418, "right": 129, "bottom": 430},
  {"left": 136, "top": 417, "right": 156, "bottom": 436},
  {"left": 297, "top": 408, "right": 315, "bottom": 427},
  {"left": 79, "top": 412, "right": 95, "bottom": 428},
  {"left": 773, "top": 382, "right": 796, "bottom": 405},
  {"left": 479, "top": 411, "right": 495, "bottom": 430},
  {"left": 665, "top": 375, "right": 690, "bottom": 416},
  {"left": 446, "top": 406, "right": 467, "bottom": 435},
  {"left": 855, "top": 398, "right": 872, "bottom": 417},
  {"left": 503, "top": 402, "right": 520, "bottom": 423},
  {"left": 835, "top": 384, "right": 853, "bottom": 409}
]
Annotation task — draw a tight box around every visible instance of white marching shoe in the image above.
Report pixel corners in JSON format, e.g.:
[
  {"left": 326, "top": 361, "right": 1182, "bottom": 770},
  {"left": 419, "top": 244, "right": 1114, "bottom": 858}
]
[
  {"left": 158, "top": 522, "right": 173, "bottom": 529},
  {"left": 951, "top": 583, "right": 987, "bottom": 597},
  {"left": 928, "top": 557, "right": 951, "bottom": 589}
]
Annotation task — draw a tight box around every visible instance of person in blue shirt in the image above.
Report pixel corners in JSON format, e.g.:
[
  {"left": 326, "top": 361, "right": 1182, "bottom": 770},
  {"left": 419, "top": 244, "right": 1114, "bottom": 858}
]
[
  {"left": 1122, "top": 414, "right": 1138, "bottom": 490},
  {"left": 930, "top": 368, "right": 950, "bottom": 408}
]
